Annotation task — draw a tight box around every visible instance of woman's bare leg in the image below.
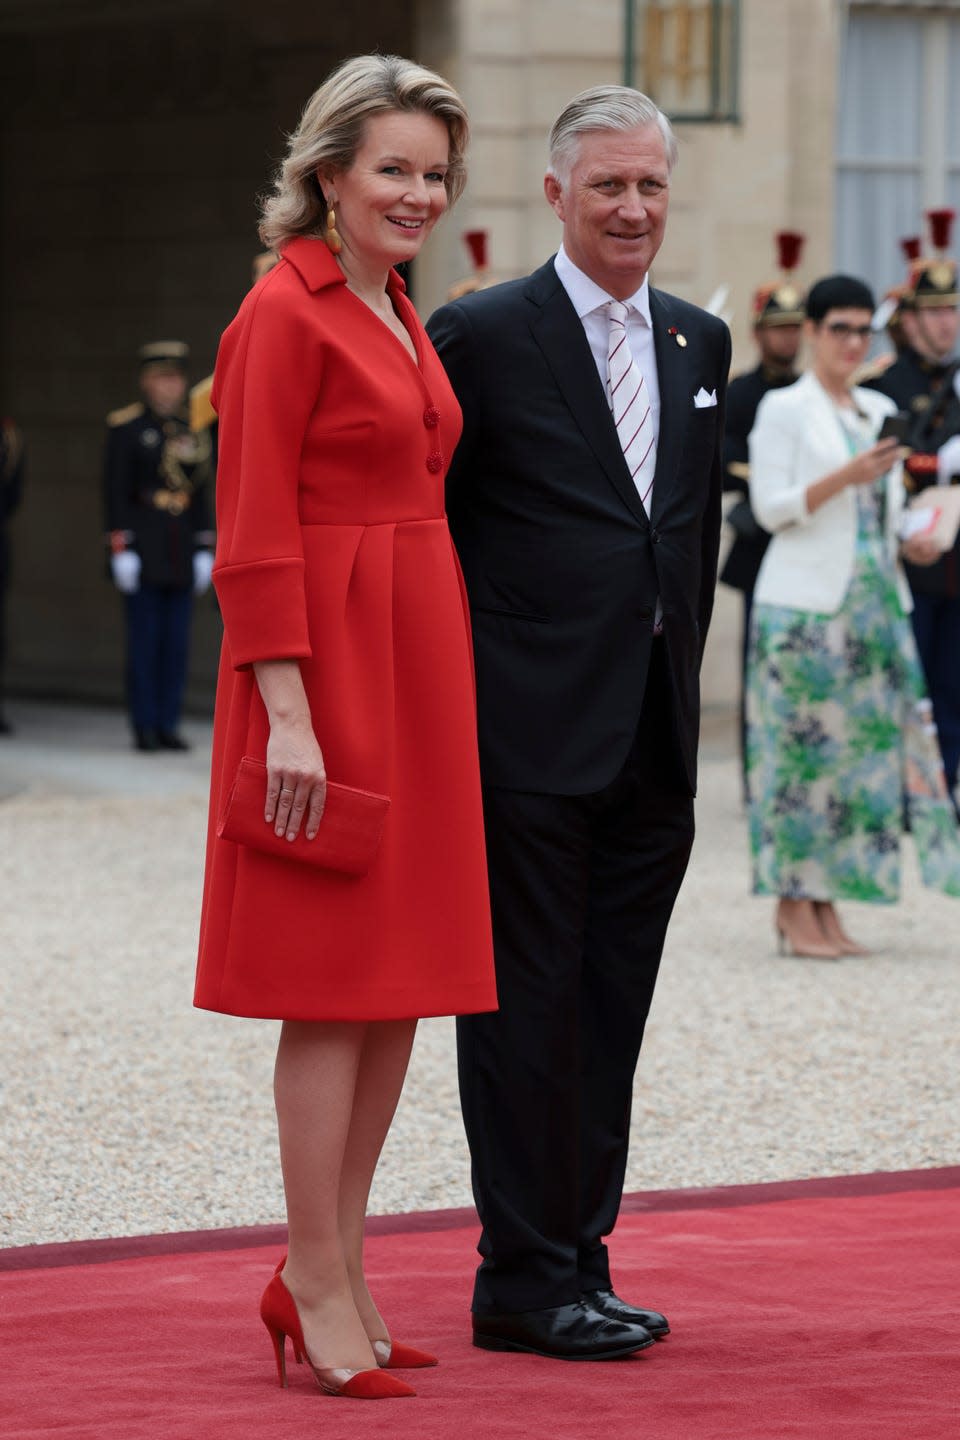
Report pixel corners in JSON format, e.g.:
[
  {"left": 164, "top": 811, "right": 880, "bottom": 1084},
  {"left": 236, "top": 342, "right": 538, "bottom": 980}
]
[
  {"left": 338, "top": 1019, "right": 418, "bottom": 1340},
  {"left": 273, "top": 1018, "right": 377, "bottom": 1371}
]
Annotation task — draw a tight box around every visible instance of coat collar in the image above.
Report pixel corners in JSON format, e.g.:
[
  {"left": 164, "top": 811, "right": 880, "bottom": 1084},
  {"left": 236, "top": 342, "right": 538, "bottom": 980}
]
[{"left": 279, "top": 236, "right": 410, "bottom": 298}]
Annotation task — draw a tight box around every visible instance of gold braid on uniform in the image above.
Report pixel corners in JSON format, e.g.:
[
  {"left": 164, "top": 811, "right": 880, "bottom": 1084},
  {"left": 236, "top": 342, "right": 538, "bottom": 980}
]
[{"left": 154, "top": 424, "right": 213, "bottom": 516}]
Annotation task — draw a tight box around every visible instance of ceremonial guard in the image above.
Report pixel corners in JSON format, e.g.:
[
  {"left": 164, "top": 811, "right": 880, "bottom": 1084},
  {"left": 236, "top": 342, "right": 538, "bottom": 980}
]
[
  {"left": 865, "top": 211, "right": 960, "bottom": 807},
  {"left": 103, "top": 341, "right": 215, "bottom": 751},
  {"left": 0, "top": 414, "right": 25, "bottom": 735},
  {"left": 720, "top": 233, "right": 805, "bottom": 795},
  {"left": 446, "top": 228, "right": 492, "bottom": 300}
]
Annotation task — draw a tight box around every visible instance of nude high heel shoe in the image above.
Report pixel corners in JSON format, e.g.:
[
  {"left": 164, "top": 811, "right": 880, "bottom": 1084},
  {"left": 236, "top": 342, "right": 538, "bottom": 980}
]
[
  {"left": 272, "top": 1255, "right": 437, "bottom": 1368},
  {"left": 813, "top": 901, "right": 870, "bottom": 956},
  {"left": 775, "top": 900, "right": 842, "bottom": 959},
  {"left": 259, "top": 1274, "right": 415, "bottom": 1399}
]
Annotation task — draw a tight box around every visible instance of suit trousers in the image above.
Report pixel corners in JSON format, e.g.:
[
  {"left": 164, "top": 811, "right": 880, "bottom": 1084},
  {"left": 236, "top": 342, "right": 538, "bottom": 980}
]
[
  {"left": 124, "top": 584, "right": 193, "bottom": 734},
  {"left": 458, "top": 642, "right": 695, "bottom": 1313}
]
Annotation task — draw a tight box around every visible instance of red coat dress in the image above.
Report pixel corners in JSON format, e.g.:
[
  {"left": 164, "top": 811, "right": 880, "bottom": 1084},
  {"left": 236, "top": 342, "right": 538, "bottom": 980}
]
[{"left": 194, "top": 237, "right": 497, "bottom": 1021}]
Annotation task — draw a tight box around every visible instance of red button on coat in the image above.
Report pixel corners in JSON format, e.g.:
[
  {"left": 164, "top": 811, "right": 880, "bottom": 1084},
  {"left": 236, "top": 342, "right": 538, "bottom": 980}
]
[
  {"left": 423, "top": 406, "right": 441, "bottom": 428},
  {"left": 426, "top": 452, "right": 444, "bottom": 473}
]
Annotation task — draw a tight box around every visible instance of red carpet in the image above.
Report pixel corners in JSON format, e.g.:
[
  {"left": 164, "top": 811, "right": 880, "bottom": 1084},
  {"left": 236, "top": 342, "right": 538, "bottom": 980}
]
[{"left": 2, "top": 1170, "right": 958, "bottom": 1439}]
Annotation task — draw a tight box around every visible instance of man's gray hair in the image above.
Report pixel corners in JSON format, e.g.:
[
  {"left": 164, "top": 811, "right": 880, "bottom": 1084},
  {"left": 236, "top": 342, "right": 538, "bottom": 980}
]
[{"left": 547, "top": 85, "right": 678, "bottom": 185}]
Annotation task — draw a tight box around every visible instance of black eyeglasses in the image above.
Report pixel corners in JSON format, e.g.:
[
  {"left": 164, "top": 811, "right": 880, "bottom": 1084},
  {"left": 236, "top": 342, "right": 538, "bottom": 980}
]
[{"left": 825, "top": 322, "right": 872, "bottom": 340}]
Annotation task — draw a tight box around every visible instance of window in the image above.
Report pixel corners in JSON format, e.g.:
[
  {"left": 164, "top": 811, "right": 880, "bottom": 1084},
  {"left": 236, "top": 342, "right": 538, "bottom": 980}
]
[
  {"left": 624, "top": 0, "right": 740, "bottom": 122},
  {"left": 836, "top": 5, "right": 960, "bottom": 299}
]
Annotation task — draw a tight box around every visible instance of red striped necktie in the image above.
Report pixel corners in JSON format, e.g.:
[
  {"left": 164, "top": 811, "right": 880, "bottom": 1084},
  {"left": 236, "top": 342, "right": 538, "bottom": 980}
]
[{"left": 606, "top": 299, "right": 655, "bottom": 515}]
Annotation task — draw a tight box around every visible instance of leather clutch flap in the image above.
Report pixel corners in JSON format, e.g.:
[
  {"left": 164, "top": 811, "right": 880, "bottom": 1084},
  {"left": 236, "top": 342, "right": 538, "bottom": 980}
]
[{"left": 217, "top": 756, "right": 389, "bottom": 876}]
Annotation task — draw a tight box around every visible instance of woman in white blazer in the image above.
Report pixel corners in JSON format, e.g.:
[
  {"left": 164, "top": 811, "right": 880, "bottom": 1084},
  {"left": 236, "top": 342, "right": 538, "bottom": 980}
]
[{"left": 746, "top": 274, "right": 960, "bottom": 957}]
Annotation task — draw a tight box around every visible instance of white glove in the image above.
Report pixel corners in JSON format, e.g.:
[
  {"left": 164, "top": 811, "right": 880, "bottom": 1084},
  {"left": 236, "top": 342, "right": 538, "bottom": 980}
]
[
  {"left": 111, "top": 550, "right": 141, "bottom": 594},
  {"left": 936, "top": 434, "right": 960, "bottom": 486},
  {"left": 193, "top": 550, "right": 214, "bottom": 596}
]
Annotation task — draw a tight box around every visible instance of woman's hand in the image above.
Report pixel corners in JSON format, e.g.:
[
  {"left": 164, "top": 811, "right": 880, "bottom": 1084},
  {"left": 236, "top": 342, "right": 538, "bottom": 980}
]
[
  {"left": 840, "top": 437, "right": 901, "bottom": 489},
  {"left": 806, "top": 438, "right": 904, "bottom": 515},
  {"left": 265, "top": 717, "right": 327, "bottom": 840},
  {"left": 252, "top": 659, "right": 327, "bottom": 841},
  {"left": 900, "top": 534, "right": 941, "bottom": 568}
]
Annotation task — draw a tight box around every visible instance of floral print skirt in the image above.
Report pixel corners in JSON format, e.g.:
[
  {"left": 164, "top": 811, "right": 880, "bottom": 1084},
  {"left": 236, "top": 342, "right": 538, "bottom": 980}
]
[{"left": 746, "top": 537, "right": 960, "bottom": 903}]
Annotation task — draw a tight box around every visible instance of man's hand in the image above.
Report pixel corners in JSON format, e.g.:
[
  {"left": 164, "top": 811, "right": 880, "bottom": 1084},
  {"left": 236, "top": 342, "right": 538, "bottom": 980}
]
[{"left": 111, "top": 550, "right": 141, "bottom": 594}]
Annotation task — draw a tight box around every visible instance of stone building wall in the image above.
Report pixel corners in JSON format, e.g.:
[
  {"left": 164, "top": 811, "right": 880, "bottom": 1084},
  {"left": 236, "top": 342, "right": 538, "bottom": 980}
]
[
  {"left": 1, "top": 0, "right": 840, "bottom": 712},
  {"left": 419, "top": 0, "right": 839, "bottom": 709}
]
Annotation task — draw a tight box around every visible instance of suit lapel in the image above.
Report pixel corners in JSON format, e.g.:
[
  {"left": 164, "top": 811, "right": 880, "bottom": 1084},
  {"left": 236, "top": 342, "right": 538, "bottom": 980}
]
[
  {"left": 648, "top": 289, "right": 686, "bottom": 523},
  {"left": 526, "top": 262, "right": 650, "bottom": 528}
]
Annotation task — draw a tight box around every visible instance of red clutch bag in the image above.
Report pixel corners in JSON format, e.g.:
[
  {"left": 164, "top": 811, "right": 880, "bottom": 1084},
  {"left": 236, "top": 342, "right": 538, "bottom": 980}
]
[{"left": 217, "top": 756, "right": 389, "bottom": 877}]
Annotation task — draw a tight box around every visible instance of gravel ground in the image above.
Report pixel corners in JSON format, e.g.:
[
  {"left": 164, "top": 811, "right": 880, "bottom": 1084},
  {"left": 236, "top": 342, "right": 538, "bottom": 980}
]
[{"left": 1, "top": 700, "right": 957, "bottom": 1250}]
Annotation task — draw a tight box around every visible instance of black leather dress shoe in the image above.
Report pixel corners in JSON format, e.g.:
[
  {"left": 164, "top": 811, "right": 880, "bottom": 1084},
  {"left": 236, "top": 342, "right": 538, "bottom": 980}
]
[
  {"left": 157, "top": 731, "right": 190, "bottom": 751},
  {"left": 583, "top": 1288, "right": 670, "bottom": 1338},
  {"left": 134, "top": 729, "right": 160, "bottom": 752},
  {"left": 472, "top": 1300, "right": 654, "bottom": 1360}
]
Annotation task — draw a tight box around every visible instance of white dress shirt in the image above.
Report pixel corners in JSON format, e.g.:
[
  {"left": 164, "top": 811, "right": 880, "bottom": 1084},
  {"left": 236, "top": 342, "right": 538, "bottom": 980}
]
[{"left": 553, "top": 245, "right": 661, "bottom": 483}]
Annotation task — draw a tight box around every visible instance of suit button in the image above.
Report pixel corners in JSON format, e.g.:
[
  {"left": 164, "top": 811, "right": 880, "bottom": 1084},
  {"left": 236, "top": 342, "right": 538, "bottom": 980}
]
[
  {"left": 426, "top": 451, "right": 444, "bottom": 473},
  {"left": 423, "top": 406, "right": 441, "bottom": 428},
  {"left": 650, "top": 528, "right": 661, "bottom": 544},
  {"left": 638, "top": 606, "right": 654, "bottom": 621}
]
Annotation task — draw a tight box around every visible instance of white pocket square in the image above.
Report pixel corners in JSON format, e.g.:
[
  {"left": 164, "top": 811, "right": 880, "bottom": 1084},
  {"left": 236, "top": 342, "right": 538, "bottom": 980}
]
[{"left": 693, "top": 387, "right": 717, "bottom": 409}]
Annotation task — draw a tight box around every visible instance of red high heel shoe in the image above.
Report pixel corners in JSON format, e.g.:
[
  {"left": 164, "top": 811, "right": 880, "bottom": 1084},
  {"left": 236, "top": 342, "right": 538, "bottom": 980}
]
[
  {"left": 371, "top": 1338, "right": 439, "bottom": 1369},
  {"left": 259, "top": 1274, "right": 415, "bottom": 1399},
  {"left": 272, "top": 1256, "right": 437, "bottom": 1369}
]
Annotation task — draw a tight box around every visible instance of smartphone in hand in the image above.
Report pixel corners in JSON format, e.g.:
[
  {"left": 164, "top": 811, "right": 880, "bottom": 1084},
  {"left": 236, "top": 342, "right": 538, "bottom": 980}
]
[{"left": 877, "top": 410, "right": 911, "bottom": 444}]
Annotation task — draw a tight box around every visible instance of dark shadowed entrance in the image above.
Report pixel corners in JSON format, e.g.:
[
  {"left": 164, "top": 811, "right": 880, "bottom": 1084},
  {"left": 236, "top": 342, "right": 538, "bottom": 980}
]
[{"left": 0, "top": 0, "right": 419, "bottom": 707}]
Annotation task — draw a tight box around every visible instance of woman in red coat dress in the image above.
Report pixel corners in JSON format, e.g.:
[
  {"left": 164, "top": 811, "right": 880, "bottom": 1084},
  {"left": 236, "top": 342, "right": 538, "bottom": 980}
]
[{"left": 194, "top": 55, "right": 496, "bottom": 1400}]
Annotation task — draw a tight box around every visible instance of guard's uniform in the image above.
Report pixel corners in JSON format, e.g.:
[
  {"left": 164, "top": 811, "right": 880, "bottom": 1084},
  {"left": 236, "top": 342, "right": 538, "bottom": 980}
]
[
  {"left": 0, "top": 418, "right": 25, "bottom": 733},
  {"left": 104, "top": 356, "right": 215, "bottom": 746},
  {"left": 865, "top": 247, "right": 960, "bottom": 799}
]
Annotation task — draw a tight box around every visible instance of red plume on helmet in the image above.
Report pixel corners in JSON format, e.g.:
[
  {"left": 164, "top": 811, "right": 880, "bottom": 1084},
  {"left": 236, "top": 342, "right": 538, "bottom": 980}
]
[
  {"left": 464, "top": 230, "right": 489, "bottom": 269},
  {"left": 775, "top": 231, "right": 804, "bottom": 272},
  {"left": 926, "top": 209, "right": 955, "bottom": 253},
  {"left": 900, "top": 236, "right": 921, "bottom": 262}
]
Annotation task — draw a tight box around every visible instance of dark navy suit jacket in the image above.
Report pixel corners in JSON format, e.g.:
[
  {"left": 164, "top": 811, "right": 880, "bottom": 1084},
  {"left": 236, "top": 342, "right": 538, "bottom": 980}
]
[{"left": 428, "top": 257, "right": 731, "bottom": 797}]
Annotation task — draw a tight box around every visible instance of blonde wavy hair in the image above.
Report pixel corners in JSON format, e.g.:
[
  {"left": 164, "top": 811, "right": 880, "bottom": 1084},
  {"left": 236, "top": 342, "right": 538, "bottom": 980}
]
[{"left": 259, "top": 54, "right": 469, "bottom": 251}]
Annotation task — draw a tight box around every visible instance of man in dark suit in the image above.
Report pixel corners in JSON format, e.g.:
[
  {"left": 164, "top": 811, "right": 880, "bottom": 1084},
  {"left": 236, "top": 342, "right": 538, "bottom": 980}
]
[{"left": 427, "top": 86, "right": 730, "bottom": 1362}]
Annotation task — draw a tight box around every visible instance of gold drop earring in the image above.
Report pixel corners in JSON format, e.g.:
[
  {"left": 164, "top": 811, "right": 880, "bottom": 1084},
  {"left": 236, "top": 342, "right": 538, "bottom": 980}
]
[{"left": 325, "top": 200, "right": 342, "bottom": 255}]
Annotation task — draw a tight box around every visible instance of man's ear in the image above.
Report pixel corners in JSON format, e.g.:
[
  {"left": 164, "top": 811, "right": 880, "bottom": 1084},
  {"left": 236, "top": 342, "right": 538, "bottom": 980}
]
[{"left": 544, "top": 172, "right": 565, "bottom": 221}]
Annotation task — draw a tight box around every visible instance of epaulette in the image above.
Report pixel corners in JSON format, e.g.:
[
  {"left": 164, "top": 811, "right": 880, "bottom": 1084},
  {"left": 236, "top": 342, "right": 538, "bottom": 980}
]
[
  {"left": 106, "top": 402, "right": 145, "bottom": 428},
  {"left": 853, "top": 353, "right": 896, "bottom": 386},
  {"left": 189, "top": 375, "right": 216, "bottom": 433},
  {"left": 447, "top": 276, "right": 484, "bottom": 301}
]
